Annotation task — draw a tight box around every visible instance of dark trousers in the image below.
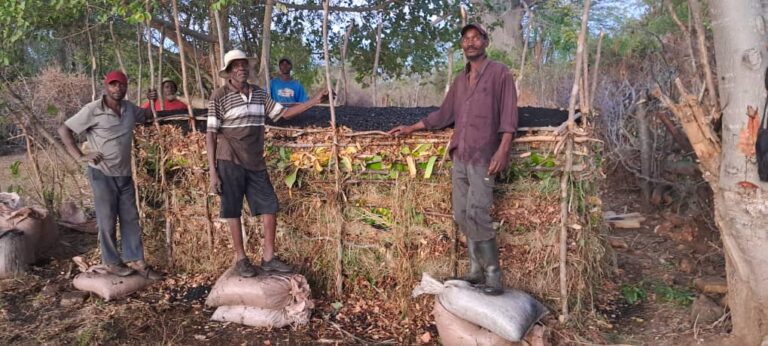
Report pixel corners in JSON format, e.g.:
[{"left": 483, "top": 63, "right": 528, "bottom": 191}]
[
  {"left": 87, "top": 167, "right": 144, "bottom": 265},
  {"left": 451, "top": 160, "right": 496, "bottom": 241}
]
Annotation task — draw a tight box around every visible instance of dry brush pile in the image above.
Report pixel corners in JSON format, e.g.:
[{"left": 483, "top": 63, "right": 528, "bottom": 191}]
[{"left": 133, "top": 120, "right": 611, "bottom": 323}]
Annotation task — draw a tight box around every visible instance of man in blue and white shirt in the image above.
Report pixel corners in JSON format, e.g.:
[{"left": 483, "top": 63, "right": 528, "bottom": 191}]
[{"left": 270, "top": 57, "right": 308, "bottom": 104}]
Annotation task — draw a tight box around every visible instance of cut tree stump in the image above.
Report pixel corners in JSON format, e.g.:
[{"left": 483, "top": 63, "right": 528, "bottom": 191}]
[{"left": 0, "top": 229, "right": 31, "bottom": 278}]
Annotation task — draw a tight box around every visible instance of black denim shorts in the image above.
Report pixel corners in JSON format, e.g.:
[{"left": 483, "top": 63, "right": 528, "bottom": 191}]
[{"left": 216, "top": 160, "right": 279, "bottom": 218}]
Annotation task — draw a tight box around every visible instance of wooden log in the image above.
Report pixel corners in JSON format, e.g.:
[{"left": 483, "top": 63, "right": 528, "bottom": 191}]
[{"left": 0, "top": 230, "right": 30, "bottom": 278}]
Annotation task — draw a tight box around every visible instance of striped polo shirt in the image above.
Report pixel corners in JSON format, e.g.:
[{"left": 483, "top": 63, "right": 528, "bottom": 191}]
[{"left": 207, "top": 83, "right": 284, "bottom": 171}]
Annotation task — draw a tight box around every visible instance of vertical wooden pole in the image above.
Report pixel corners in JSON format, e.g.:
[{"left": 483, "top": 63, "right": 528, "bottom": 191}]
[
  {"left": 340, "top": 23, "right": 353, "bottom": 106},
  {"left": 158, "top": 27, "right": 166, "bottom": 110},
  {"left": 372, "top": 19, "right": 383, "bottom": 107},
  {"left": 136, "top": 25, "right": 143, "bottom": 104},
  {"left": 170, "top": 0, "right": 196, "bottom": 131},
  {"left": 559, "top": 0, "right": 592, "bottom": 323},
  {"left": 589, "top": 31, "right": 604, "bottom": 109},
  {"left": 581, "top": 38, "right": 590, "bottom": 113},
  {"left": 323, "top": 0, "right": 343, "bottom": 297},
  {"left": 85, "top": 9, "right": 96, "bottom": 102}
]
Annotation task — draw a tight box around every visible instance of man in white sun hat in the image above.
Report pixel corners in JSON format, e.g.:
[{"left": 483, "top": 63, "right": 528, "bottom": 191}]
[{"left": 206, "top": 49, "right": 328, "bottom": 277}]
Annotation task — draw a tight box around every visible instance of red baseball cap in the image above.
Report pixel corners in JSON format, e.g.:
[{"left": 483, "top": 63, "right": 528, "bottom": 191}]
[{"left": 104, "top": 70, "right": 128, "bottom": 85}]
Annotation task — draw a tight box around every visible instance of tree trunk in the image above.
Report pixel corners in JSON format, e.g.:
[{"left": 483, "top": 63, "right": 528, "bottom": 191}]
[
  {"left": 258, "top": 0, "right": 274, "bottom": 89},
  {"left": 474, "top": 0, "right": 524, "bottom": 53},
  {"left": 710, "top": 1, "right": 768, "bottom": 344},
  {"left": 212, "top": 7, "right": 228, "bottom": 86},
  {"left": 0, "top": 231, "right": 29, "bottom": 278}
]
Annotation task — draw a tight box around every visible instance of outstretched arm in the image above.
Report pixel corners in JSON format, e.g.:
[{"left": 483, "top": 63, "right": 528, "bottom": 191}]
[
  {"left": 387, "top": 120, "right": 426, "bottom": 136},
  {"left": 279, "top": 89, "right": 329, "bottom": 120}
]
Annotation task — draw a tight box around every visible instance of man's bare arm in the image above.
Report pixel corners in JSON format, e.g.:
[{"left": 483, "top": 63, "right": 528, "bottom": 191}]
[
  {"left": 488, "top": 132, "right": 515, "bottom": 175},
  {"left": 57, "top": 125, "right": 103, "bottom": 163},
  {"left": 279, "top": 89, "right": 329, "bottom": 120},
  {"left": 387, "top": 120, "right": 426, "bottom": 136},
  {"left": 206, "top": 131, "right": 221, "bottom": 194}
]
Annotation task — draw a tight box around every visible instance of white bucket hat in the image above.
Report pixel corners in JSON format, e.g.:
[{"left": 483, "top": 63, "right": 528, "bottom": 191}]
[{"left": 219, "top": 49, "right": 257, "bottom": 78}]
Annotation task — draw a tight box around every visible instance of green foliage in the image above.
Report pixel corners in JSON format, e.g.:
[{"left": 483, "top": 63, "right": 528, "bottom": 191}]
[
  {"left": 620, "top": 283, "right": 647, "bottom": 305},
  {"left": 501, "top": 152, "right": 556, "bottom": 182},
  {"left": 9, "top": 160, "right": 21, "bottom": 178},
  {"left": 343, "top": 1, "right": 460, "bottom": 86},
  {"left": 284, "top": 167, "right": 299, "bottom": 189},
  {"left": 5, "top": 184, "right": 23, "bottom": 194},
  {"left": 652, "top": 283, "right": 695, "bottom": 306}
]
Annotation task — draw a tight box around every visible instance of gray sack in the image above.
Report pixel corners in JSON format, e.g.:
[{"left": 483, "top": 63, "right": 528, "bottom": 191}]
[{"left": 412, "top": 272, "right": 548, "bottom": 342}]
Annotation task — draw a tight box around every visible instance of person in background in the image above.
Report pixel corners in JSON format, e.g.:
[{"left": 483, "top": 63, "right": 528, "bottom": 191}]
[
  {"left": 141, "top": 78, "right": 188, "bottom": 112},
  {"left": 58, "top": 70, "right": 163, "bottom": 280},
  {"left": 270, "top": 57, "right": 308, "bottom": 104},
  {"left": 207, "top": 50, "right": 328, "bottom": 277},
  {"left": 387, "top": 24, "right": 518, "bottom": 295}
]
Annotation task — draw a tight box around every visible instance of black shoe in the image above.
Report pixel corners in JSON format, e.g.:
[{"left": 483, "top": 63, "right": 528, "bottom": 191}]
[
  {"left": 459, "top": 240, "right": 484, "bottom": 284},
  {"left": 475, "top": 238, "right": 504, "bottom": 296},
  {"left": 261, "top": 256, "right": 293, "bottom": 273},
  {"left": 235, "top": 258, "right": 259, "bottom": 277}
]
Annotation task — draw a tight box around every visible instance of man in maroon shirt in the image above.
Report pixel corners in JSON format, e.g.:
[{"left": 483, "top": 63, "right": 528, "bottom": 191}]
[{"left": 388, "top": 24, "right": 518, "bottom": 295}]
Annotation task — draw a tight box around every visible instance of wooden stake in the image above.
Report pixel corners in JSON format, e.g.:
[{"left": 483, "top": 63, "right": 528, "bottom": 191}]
[
  {"left": 136, "top": 25, "right": 143, "bottom": 104},
  {"left": 85, "top": 9, "right": 96, "bottom": 102},
  {"left": 559, "top": 0, "right": 592, "bottom": 322},
  {"left": 340, "top": 23, "right": 353, "bottom": 106},
  {"left": 323, "top": 0, "right": 344, "bottom": 297},
  {"left": 170, "top": 0, "right": 197, "bottom": 131},
  {"left": 372, "top": 19, "right": 383, "bottom": 107},
  {"left": 581, "top": 37, "right": 590, "bottom": 113},
  {"left": 158, "top": 27, "right": 166, "bottom": 110},
  {"left": 588, "top": 31, "right": 604, "bottom": 109}
]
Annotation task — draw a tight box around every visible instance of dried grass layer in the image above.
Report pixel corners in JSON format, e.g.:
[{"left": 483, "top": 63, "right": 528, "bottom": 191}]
[{"left": 133, "top": 124, "right": 611, "bottom": 319}]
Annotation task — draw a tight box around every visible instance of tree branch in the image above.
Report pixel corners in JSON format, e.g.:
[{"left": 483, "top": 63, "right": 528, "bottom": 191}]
[
  {"left": 276, "top": 0, "right": 392, "bottom": 12},
  {"left": 150, "top": 16, "right": 216, "bottom": 43}
]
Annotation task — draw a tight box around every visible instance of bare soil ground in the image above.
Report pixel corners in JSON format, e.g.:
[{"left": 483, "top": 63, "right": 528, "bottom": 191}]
[
  {"left": 0, "top": 152, "right": 731, "bottom": 345},
  {"left": 597, "top": 170, "right": 730, "bottom": 345}
]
